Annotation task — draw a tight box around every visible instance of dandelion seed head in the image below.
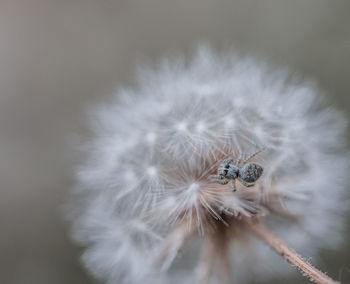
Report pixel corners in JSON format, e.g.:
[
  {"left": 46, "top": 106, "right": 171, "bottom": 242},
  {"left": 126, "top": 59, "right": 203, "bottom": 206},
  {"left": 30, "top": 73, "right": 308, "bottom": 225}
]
[{"left": 68, "top": 46, "right": 349, "bottom": 284}]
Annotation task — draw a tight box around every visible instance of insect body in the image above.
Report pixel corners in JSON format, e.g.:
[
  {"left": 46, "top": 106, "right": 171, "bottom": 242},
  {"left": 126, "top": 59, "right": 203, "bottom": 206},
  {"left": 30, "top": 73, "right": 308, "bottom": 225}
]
[{"left": 210, "top": 149, "right": 264, "bottom": 192}]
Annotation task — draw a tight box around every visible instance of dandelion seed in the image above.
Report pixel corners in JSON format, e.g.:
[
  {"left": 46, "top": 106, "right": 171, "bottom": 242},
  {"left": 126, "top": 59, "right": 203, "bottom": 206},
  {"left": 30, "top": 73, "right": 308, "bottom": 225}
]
[
  {"left": 224, "top": 117, "right": 235, "bottom": 128},
  {"left": 195, "top": 121, "right": 206, "bottom": 133},
  {"left": 175, "top": 121, "right": 189, "bottom": 133},
  {"left": 146, "top": 166, "right": 158, "bottom": 178}
]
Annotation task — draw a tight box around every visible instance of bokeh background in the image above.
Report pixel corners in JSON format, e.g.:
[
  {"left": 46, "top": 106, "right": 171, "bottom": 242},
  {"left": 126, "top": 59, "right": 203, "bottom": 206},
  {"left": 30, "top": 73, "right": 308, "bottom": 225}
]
[{"left": 0, "top": 0, "right": 349, "bottom": 283}]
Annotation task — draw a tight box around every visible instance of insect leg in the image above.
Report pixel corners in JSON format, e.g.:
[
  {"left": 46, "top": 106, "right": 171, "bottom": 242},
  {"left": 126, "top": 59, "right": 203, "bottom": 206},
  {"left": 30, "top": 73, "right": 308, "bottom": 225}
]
[
  {"left": 217, "top": 177, "right": 229, "bottom": 185},
  {"left": 209, "top": 175, "right": 229, "bottom": 185},
  {"left": 208, "top": 174, "right": 219, "bottom": 180},
  {"left": 242, "top": 147, "right": 266, "bottom": 164},
  {"left": 237, "top": 153, "right": 243, "bottom": 168},
  {"left": 231, "top": 180, "right": 237, "bottom": 192},
  {"left": 238, "top": 178, "right": 255, "bottom": 188}
]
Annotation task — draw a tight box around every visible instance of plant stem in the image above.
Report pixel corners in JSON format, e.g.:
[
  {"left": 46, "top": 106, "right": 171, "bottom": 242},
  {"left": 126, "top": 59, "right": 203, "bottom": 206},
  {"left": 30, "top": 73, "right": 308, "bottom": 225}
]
[{"left": 244, "top": 218, "right": 340, "bottom": 284}]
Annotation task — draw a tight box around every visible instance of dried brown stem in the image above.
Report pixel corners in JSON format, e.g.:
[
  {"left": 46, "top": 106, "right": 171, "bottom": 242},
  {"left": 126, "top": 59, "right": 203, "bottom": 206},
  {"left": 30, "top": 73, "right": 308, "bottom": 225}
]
[{"left": 244, "top": 218, "right": 340, "bottom": 284}]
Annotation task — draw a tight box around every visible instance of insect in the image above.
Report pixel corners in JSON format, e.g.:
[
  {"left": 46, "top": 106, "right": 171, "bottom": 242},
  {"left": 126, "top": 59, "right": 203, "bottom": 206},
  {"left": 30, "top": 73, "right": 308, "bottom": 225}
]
[{"left": 209, "top": 149, "right": 264, "bottom": 192}]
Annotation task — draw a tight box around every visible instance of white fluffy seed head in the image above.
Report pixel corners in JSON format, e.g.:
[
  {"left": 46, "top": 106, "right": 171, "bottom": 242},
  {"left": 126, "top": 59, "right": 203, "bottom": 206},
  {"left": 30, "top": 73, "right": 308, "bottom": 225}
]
[{"left": 68, "top": 47, "right": 349, "bottom": 284}]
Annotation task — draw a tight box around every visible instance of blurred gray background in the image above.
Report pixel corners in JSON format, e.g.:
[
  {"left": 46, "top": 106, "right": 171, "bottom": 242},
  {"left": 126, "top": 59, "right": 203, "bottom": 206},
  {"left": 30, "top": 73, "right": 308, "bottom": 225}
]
[{"left": 0, "top": 0, "right": 349, "bottom": 283}]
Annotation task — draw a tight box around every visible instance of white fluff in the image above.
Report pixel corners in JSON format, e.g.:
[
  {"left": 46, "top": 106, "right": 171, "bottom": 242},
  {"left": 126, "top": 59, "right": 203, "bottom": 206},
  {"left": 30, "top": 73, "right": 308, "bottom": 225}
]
[{"left": 68, "top": 47, "right": 349, "bottom": 284}]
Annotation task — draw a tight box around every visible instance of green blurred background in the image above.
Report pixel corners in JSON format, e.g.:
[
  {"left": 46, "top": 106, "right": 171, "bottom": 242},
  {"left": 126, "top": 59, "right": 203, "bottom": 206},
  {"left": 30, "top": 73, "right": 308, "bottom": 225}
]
[{"left": 0, "top": 0, "right": 349, "bottom": 283}]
